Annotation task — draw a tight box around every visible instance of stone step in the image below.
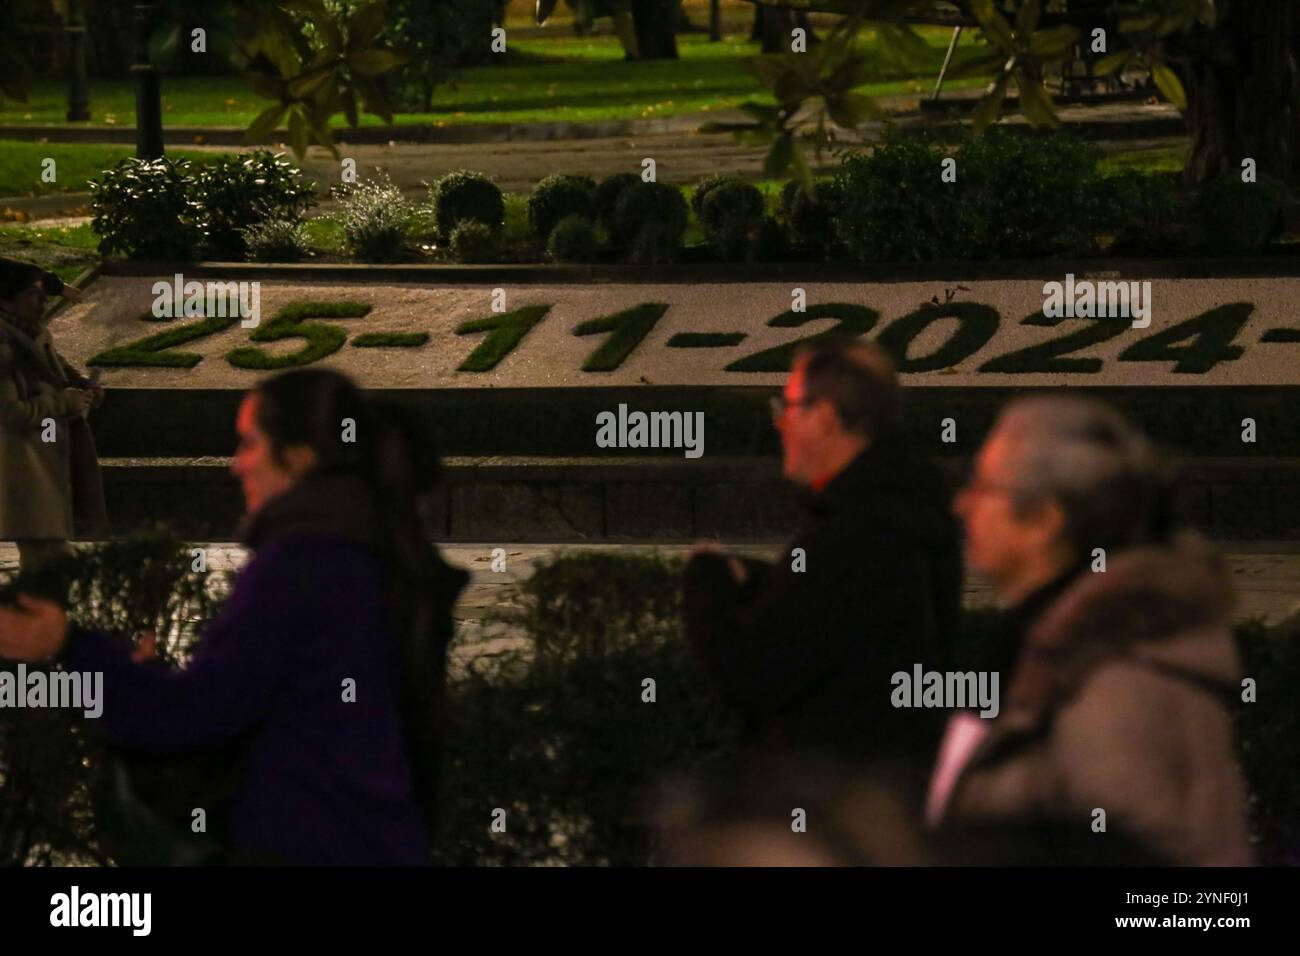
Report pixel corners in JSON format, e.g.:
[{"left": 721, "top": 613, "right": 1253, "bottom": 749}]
[{"left": 96, "top": 455, "right": 1300, "bottom": 542}]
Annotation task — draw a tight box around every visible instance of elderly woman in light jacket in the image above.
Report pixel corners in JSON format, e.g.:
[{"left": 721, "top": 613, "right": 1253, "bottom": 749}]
[{"left": 929, "top": 396, "right": 1253, "bottom": 866}]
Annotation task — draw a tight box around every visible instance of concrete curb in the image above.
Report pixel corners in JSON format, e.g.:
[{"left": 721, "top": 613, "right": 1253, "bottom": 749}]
[{"left": 93, "top": 256, "right": 1300, "bottom": 283}]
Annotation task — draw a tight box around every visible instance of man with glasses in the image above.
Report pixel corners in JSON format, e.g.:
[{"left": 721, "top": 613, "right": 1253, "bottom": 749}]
[
  {"left": 682, "top": 339, "right": 962, "bottom": 774},
  {"left": 0, "top": 258, "right": 105, "bottom": 572}
]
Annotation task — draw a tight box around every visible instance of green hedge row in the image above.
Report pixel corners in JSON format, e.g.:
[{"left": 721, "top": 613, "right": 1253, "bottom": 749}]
[{"left": 3, "top": 541, "right": 1295, "bottom": 866}]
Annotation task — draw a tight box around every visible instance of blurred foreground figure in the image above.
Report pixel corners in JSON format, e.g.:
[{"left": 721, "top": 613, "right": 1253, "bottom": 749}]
[
  {"left": 932, "top": 395, "right": 1252, "bottom": 865},
  {"left": 0, "top": 258, "right": 104, "bottom": 571},
  {"left": 683, "top": 340, "right": 962, "bottom": 774},
  {"left": 0, "top": 370, "right": 468, "bottom": 865},
  {"left": 655, "top": 752, "right": 1170, "bottom": 867}
]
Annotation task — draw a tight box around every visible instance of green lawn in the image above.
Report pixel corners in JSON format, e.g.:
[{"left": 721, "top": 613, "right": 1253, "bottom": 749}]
[
  {"left": 1097, "top": 144, "right": 1188, "bottom": 176},
  {"left": 0, "top": 31, "right": 989, "bottom": 130},
  {"left": 0, "top": 222, "right": 99, "bottom": 283},
  {"left": 0, "top": 141, "right": 239, "bottom": 198}
]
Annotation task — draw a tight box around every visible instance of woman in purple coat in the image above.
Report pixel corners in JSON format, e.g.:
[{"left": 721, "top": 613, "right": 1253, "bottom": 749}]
[{"left": 0, "top": 370, "right": 468, "bottom": 865}]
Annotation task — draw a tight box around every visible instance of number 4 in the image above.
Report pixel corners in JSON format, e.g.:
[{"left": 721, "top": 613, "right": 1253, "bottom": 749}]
[{"left": 1119, "top": 303, "right": 1252, "bottom": 374}]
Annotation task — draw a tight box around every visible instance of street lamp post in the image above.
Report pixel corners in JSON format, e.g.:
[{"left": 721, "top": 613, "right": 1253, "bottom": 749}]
[
  {"left": 66, "top": 0, "right": 91, "bottom": 121},
  {"left": 131, "top": 0, "right": 165, "bottom": 158}
]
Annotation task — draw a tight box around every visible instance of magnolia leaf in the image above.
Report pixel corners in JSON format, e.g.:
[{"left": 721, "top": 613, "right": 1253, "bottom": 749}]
[
  {"left": 764, "top": 134, "right": 795, "bottom": 179},
  {"left": 246, "top": 103, "right": 288, "bottom": 142},
  {"left": 1015, "top": 0, "right": 1042, "bottom": 38},
  {"left": 348, "top": 49, "right": 405, "bottom": 76},
  {"left": 1028, "top": 25, "right": 1079, "bottom": 59},
  {"left": 348, "top": 2, "right": 389, "bottom": 50},
  {"left": 287, "top": 68, "right": 334, "bottom": 99},
  {"left": 946, "top": 51, "right": 1012, "bottom": 79},
  {"left": 826, "top": 90, "right": 882, "bottom": 129},
  {"left": 1093, "top": 51, "right": 1133, "bottom": 76},
  {"left": 1017, "top": 74, "right": 1060, "bottom": 128},
  {"left": 288, "top": 108, "right": 310, "bottom": 159},
  {"left": 1151, "top": 61, "right": 1187, "bottom": 109},
  {"left": 971, "top": 73, "right": 1009, "bottom": 133}
]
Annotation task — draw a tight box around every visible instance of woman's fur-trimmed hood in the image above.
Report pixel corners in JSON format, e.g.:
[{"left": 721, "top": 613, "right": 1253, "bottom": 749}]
[{"left": 1006, "top": 533, "right": 1241, "bottom": 723}]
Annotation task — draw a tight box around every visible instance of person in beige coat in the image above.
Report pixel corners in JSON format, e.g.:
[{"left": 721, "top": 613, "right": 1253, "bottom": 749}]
[
  {"left": 0, "top": 259, "right": 106, "bottom": 571},
  {"left": 928, "top": 395, "right": 1253, "bottom": 866}
]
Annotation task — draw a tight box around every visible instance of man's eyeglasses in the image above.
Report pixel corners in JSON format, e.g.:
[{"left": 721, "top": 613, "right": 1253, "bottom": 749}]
[{"left": 769, "top": 395, "right": 817, "bottom": 419}]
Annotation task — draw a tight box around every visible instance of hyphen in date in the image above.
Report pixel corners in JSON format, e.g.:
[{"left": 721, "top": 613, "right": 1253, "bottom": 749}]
[{"left": 1127, "top": 892, "right": 1248, "bottom": 908}]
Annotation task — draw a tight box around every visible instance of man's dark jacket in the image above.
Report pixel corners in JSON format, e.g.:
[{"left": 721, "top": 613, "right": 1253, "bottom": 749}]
[{"left": 683, "top": 429, "right": 963, "bottom": 768}]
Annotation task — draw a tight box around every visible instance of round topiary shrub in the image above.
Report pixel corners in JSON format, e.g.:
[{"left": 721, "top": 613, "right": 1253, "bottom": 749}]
[
  {"left": 594, "top": 172, "right": 642, "bottom": 235},
  {"left": 629, "top": 220, "right": 682, "bottom": 265},
  {"left": 611, "top": 180, "right": 688, "bottom": 255},
  {"left": 450, "top": 220, "right": 499, "bottom": 263},
  {"left": 699, "top": 180, "right": 766, "bottom": 260},
  {"left": 546, "top": 214, "right": 599, "bottom": 263},
  {"left": 690, "top": 173, "right": 742, "bottom": 218},
  {"left": 429, "top": 169, "right": 504, "bottom": 239},
  {"left": 528, "top": 174, "right": 597, "bottom": 243}
]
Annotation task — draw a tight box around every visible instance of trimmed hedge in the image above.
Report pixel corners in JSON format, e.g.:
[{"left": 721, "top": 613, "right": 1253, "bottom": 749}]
[{"left": 6, "top": 544, "right": 1296, "bottom": 867}]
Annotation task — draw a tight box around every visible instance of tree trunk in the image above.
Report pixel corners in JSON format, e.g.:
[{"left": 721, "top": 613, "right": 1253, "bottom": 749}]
[
  {"left": 760, "top": 7, "right": 798, "bottom": 53},
  {"left": 631, "top": 0, "right": 679, "bottom": 60},
  {"left": 1179, "top": 0, "right": 1299, "bottom": 187}
]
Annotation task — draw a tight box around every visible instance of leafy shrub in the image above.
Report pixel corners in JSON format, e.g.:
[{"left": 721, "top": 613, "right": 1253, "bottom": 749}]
[
  {"left": 449, "top": 220, "right": 499, "bottom": 263},
  {"left": 781, "top": 179, "right": 841, "bottom": 257},
  {"left": 612, "top": 181, "right": 688, "bottom": 261},
  {"left": 383, "top": 1, "right": 506, "bottom": 112},
  {"left": 241, "top": 218, "right": 311, "bottom": 262},
  {"left": 833, "top": 130, "right": 1111, "bottom": 261},
  {"left": 755, "top": 214, "right": 789, "bottom": 262},
  {"left": 331, "top": 174, "right": 413, "bottom": 262},
  {"left": 546, "top": 214, "right": 599, "bottom": 263},
  {"left": 1096, "top": 170, "right": 1197, "bottom": 257},
  {"left": 1194, "top": 173, "right": 1287, "bottom": 256},
  {"left": 527, "top": 174, "right": 597, "bottom": 243},
  {"left": 594, "top": 172, "right": 642, "bottom": 235},
  {"left": 1235, "top": 616, "right": 1300, "bottom": 865},
  {"left": 435, "top": 550, "right": 735, "bottom": 866},
  {"left": 699, "top": 180, "right": 765, "bottom": 261},
  {"left": 429, "top": 169, "right": 504, "bottom": 239},
  {"left": 0, "top": 531, "right": 229, "bottom": 866},
  {"left": 90, "top": 157, "right": 204, "bottom": 261},
  {"left": 192, "top": 151, "right": 316, "bottom": 260}
]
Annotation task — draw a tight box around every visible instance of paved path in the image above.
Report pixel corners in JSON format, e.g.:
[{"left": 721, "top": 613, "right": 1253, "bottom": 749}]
[{"left": 2, "top": 93, "right": 1187, "bottom": 221}]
